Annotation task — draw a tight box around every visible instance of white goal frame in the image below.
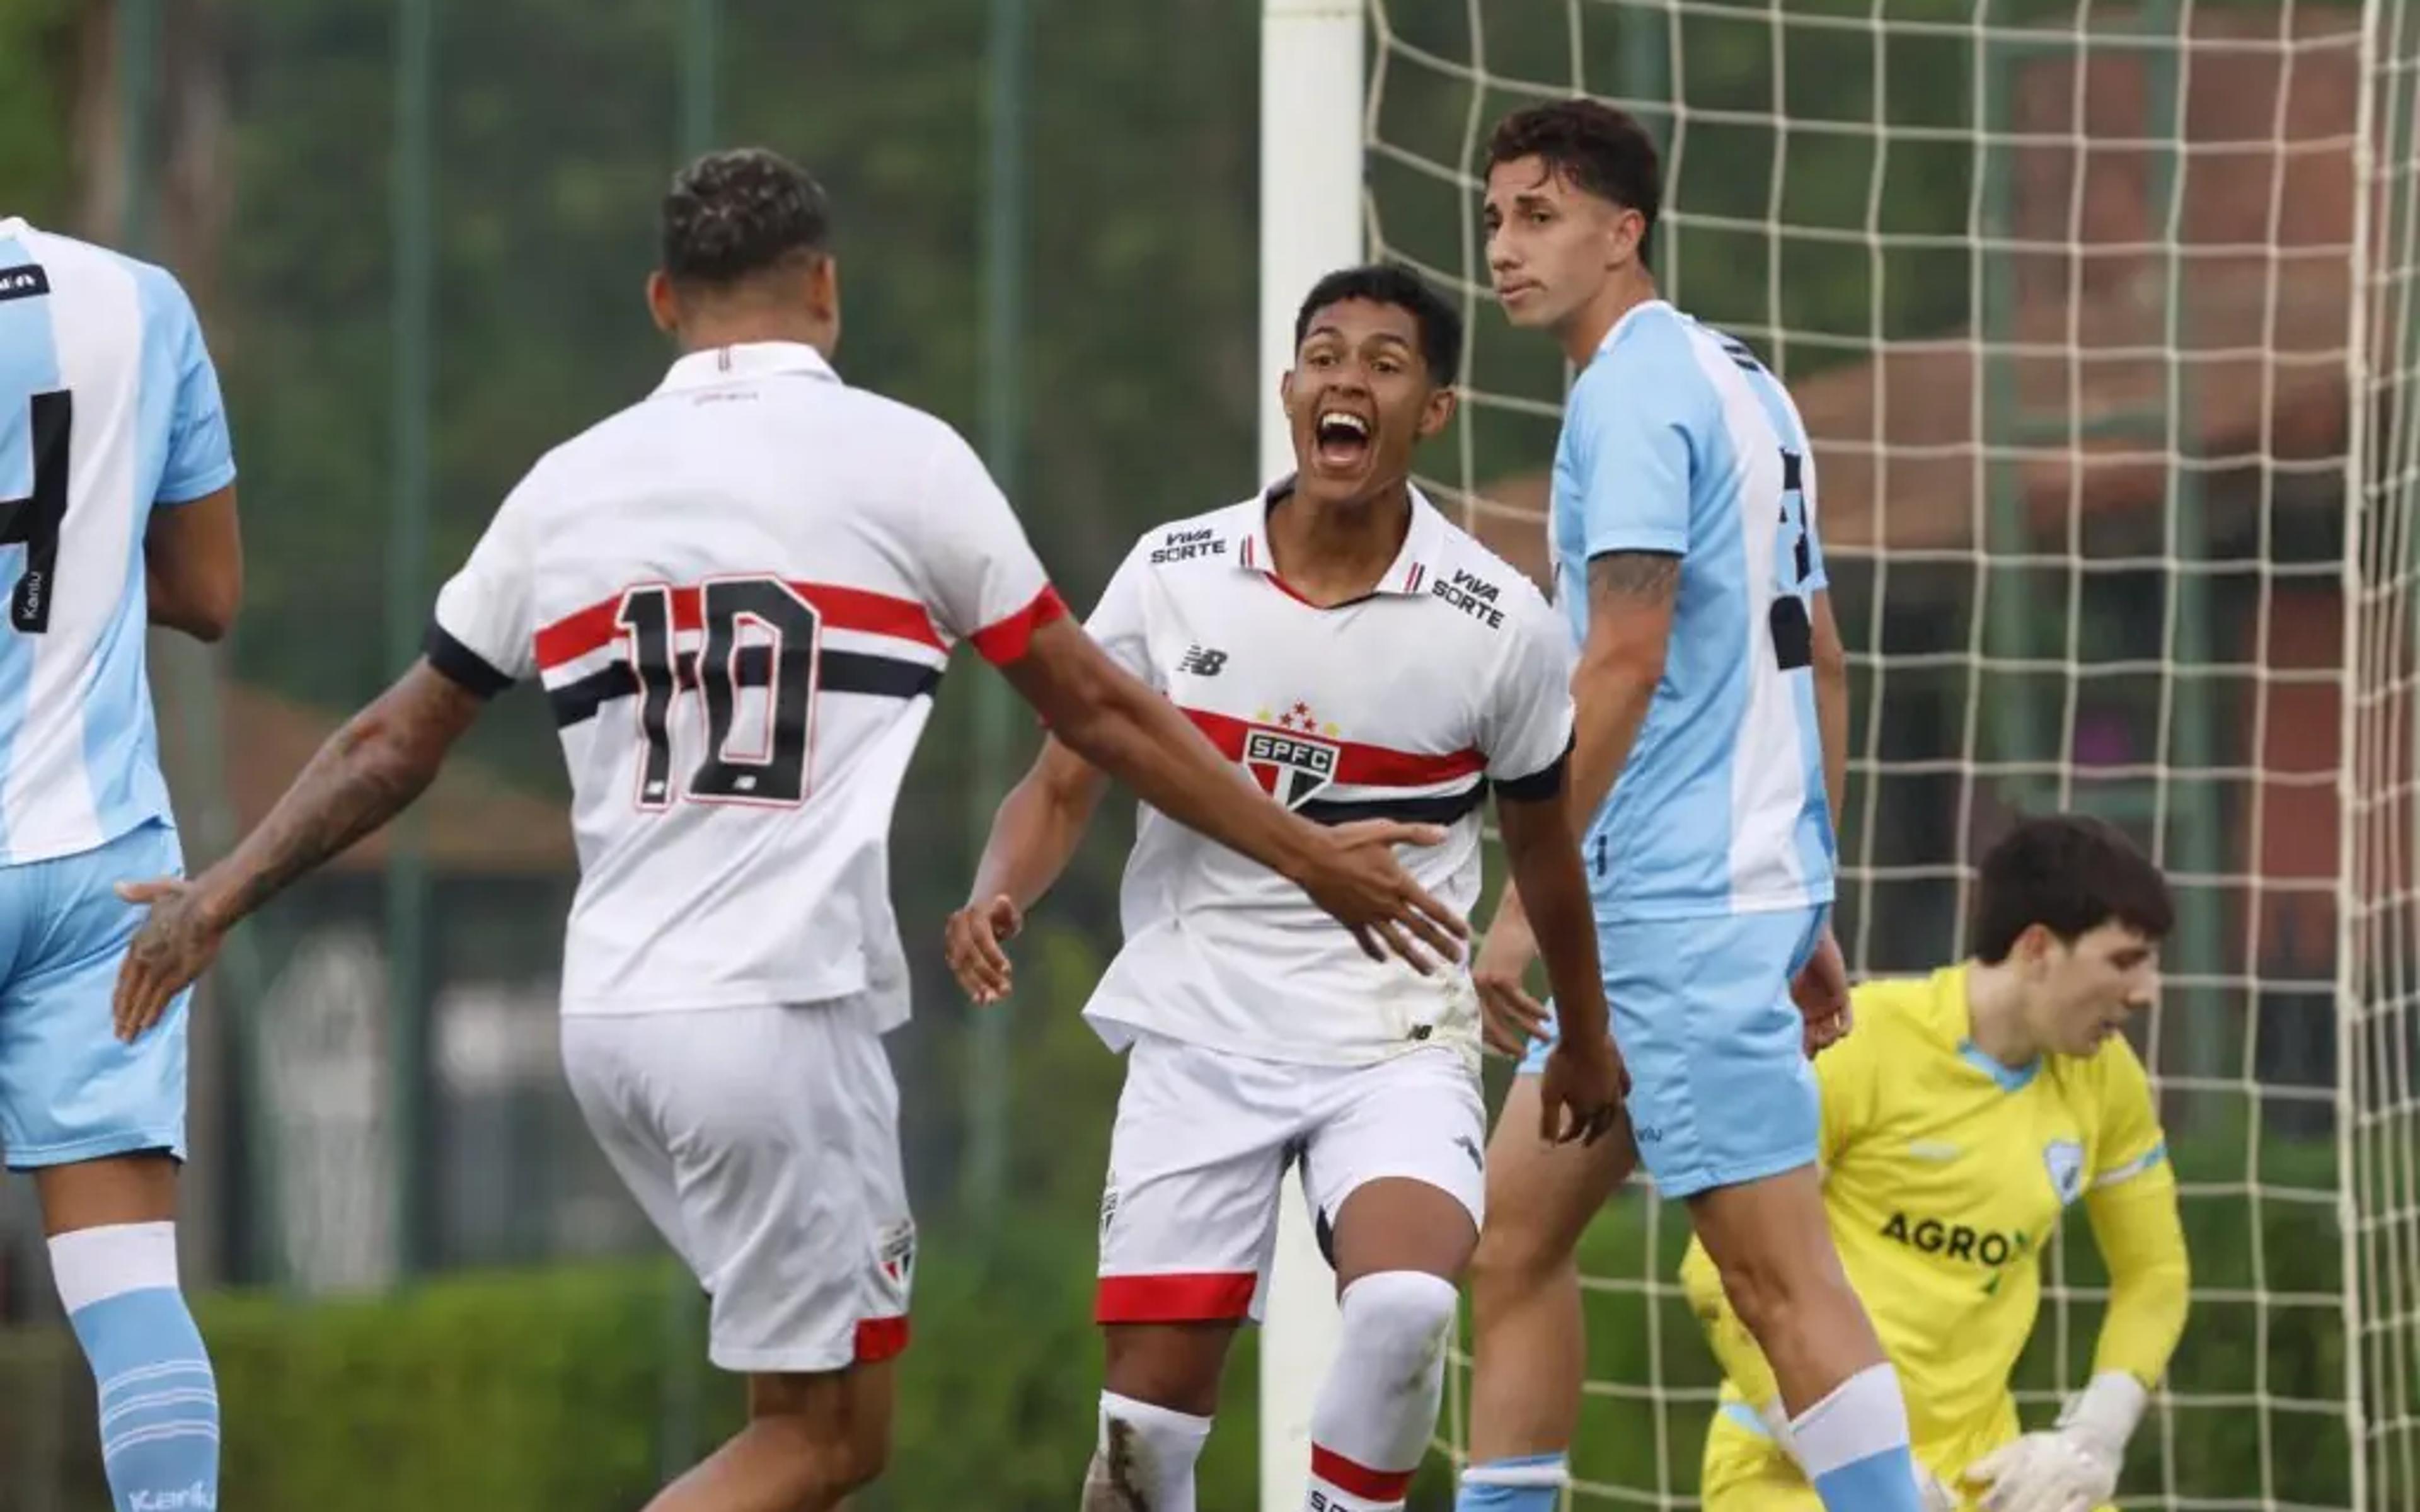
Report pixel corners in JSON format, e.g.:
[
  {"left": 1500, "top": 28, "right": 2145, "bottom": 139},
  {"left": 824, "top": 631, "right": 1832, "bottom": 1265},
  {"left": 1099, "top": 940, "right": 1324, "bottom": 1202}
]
[{"left": 1256, "top": 4, "right": 1364, "bottom": 1509}]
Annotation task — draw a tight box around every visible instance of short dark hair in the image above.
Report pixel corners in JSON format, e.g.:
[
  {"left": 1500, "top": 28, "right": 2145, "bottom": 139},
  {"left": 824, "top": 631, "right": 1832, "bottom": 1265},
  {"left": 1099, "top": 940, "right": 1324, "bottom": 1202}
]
[
  {"left": 1291, "top": 264, "right": 1463, "bottom": 383},
  {"left": 660, "top": 148, "right": 832, "bottom": 290},
  {"left": 1487, "top": 99, "right": 1662, "bottom": 268},
  {"left": 1971, "top": 814, "right": 2175, "bottom": 965}
]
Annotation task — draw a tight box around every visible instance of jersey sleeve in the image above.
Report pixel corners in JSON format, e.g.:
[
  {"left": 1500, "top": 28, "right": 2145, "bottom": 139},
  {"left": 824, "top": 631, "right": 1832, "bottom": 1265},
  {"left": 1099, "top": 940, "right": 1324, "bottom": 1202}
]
[
  {"left": 2085, "top": 1162, "right": 2190, "bottom": 1390},
  {"left": 1083, "top": 541, "right": 1159, "bottom": 687},
  {"left": 2088, "top": 1035, "right": 2169, "bottom": 1191},
  {"left": 151, "top": 272, "right": 235, "bottom": 507},
  {"left": 1485, "top": 592, "right": 1577, "bottom": 798},
  {"left": 1565, "top": 327, "right": 1702, "bottom": 561},
  {"left": 2081, "top": 1035, "right": 2189, "bottom": 1389},
  {"left": 426, "top": 487, "right": 538, "bottom": 694},
  {"left": 913, "top": 423, "right": 1068, "bottom": 663}
]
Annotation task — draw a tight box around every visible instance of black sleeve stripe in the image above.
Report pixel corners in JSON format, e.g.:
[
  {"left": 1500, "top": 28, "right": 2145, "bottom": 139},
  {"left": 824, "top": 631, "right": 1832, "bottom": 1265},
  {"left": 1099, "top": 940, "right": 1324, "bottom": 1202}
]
[
  {"left": 1492, "top": 739, "right": 1573, "bottom": 803},
  {"left": 423, "top": 621, "right": 515, "bottom": 699}
]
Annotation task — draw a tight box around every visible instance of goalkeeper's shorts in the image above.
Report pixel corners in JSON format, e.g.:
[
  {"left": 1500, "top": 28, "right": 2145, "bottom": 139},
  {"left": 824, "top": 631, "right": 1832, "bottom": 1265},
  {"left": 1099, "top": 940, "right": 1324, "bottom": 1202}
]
[{"left": 1518, "top": 903, "right": 1826, "bottom": 1198}]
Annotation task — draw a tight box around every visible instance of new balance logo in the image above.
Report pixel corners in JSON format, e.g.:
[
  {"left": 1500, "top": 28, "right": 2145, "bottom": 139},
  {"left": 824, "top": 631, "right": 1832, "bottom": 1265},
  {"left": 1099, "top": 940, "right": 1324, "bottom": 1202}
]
[
  {"left": 1456, "top": 1134, "right": 1484, "bottom": 1172},
  {"left": 1177, "top": 645, "right": 1227, "bottom": 677}
]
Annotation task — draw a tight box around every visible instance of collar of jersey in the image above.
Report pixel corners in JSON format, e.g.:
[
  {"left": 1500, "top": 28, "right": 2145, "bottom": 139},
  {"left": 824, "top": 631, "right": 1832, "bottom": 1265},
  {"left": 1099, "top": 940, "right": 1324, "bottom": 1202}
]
[
  {"left": 657, "top": 341, "right": 839, "bottom": 393},
  {"left": 1594, "top": 296, "right": 1677, "bottom": 357},
  {"left": 1239, "top": 475, "right": 1446, "bottom": 598},
  {"left": 1941, "top": 962, "right": 2043, "bottom": 1092}
]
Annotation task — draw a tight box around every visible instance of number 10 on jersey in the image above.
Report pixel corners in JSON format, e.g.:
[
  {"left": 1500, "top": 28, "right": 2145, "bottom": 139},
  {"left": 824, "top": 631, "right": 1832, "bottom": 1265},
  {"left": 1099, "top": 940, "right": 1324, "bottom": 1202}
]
[{"left": 616, "top": 576, "right": 821, "bottom": 810}]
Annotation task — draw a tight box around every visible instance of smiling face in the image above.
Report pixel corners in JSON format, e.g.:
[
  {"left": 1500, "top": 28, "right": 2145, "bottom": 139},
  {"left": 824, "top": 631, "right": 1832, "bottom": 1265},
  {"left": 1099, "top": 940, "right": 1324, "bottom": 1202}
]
[
  {"left": 1279, "top": 296, "right": 1456, "bottom": 500},
  {"left": 1481, "top": 153, "right": 1645, "bottom": 335},
  {"left": 2012, "top": 920, "right": 2161, "bottom": 1058}
]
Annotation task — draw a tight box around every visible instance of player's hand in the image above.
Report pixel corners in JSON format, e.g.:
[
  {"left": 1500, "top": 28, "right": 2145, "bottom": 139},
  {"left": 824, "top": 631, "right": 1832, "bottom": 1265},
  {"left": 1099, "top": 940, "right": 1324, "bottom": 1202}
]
[
  {"left": 1536, "top": 1032, "right": 1625, "bottom": 1146},
  {"left": 111, "top": 877, "right": 226, "bottom": 1043},
  {"left": 944, "top": 894, "right": 1024, "bottom": 1005},
  {"left": 1473, "top": 897, "right": 1548, "bottom": 1057},
  {"left": 1790, "top": 925, "right": 1852, "bottom": 1058},
  {"left": 1298, "top": 820, "right": 1468, "bottom": 974},
  {"left": 1962, "top": 1429, "right": 2118, "bottom": 1512}
]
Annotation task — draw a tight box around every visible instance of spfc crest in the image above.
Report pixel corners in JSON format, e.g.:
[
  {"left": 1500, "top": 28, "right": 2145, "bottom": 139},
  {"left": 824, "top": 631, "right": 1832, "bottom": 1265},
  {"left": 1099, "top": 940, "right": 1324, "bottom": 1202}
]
[
  {"left": 2043, "top": 1138, "right": 2086, "bottom": 1206},
  {"left": 1243, "top": 701, "right": 1340, "bottom": 810},
  {"left": 873, "top": 1218, "right": 918, "bottom": 1308}
]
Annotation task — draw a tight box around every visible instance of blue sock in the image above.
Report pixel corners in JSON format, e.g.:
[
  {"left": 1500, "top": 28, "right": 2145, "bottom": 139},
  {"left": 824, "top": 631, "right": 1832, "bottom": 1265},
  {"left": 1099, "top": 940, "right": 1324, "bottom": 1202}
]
[
  {"left": 1792, "top": 1363, "right": 1922, "bottom": 1512},
  {"left": 52, "top": 1223, "right": 219, "bottom": 1512},
  {"left": 1456, "top": 1452, "right": 1566, "bottom": 1512}
]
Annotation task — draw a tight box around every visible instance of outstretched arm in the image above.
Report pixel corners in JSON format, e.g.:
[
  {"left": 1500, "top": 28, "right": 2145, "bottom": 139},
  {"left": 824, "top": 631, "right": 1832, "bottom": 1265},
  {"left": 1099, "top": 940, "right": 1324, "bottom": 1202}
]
[
  {"left": 946, "top": 736, "right": 1112, "bottom": 1003},
  {"left": 112, "top": 658, "right": 487, "bottom": 1037},
  {"left": 995, "top": 617, "right": 1465, "bottom": 968},
  {"left": 1495, "top": 777, "right": 1625, "bottom": 1143}
]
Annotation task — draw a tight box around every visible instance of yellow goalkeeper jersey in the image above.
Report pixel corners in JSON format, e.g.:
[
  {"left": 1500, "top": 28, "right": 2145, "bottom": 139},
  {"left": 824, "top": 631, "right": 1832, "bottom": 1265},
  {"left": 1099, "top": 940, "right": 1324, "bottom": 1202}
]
[{"left": 1680, "top": 965, "right": 2187, "bottom": 1502}]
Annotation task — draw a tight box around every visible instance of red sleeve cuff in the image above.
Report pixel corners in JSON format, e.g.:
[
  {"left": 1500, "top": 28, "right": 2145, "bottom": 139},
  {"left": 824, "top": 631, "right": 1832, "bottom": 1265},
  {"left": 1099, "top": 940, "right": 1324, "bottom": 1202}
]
[{"left": 970, "top": 583, "right": 1069, "bottom": 665}]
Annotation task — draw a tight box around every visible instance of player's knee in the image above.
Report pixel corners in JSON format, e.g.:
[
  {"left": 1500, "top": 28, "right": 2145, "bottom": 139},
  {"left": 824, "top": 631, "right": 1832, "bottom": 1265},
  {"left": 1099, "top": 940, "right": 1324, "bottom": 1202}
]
[
  {"left": 1469, "top": 1211, "right": 1576, "bottom": 1300},
  {"left": 747, "top": 1372, "right": 894, "bottom": 1504},
  {"left": 1711, "top": 1239, "right": 1850, "bottom": 1348},
  {"left": 1339, "top": 1269, "right": 1458, "bottom": 1373}
]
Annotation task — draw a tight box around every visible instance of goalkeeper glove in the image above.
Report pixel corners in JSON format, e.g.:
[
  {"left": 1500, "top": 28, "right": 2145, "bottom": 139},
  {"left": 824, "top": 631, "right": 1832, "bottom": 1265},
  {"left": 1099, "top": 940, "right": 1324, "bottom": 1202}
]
[{"left": 1963, "top": 1371, "right": 2148, "bottom": 1512}]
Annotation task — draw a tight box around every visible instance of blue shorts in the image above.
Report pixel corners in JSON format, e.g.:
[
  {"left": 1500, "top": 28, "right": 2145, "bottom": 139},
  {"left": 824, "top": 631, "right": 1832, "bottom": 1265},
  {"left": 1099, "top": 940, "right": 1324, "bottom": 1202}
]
[
  {"left": 1518, "top": 904, "right": 1826, "bottom": 1198},
  {"left": 0, "top": 820, "right": 191, "bottom": 1171}
]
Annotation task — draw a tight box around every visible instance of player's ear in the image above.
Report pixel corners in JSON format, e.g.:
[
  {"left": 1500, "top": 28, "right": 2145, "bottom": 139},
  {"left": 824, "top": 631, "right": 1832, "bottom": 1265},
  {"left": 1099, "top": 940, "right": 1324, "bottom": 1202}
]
[
  {"left": 1417, "top": 382, "right": 1458, "bottom": 440},
  {"left": 1279, "top": 365, "right": 1300, "bottom": 413},
  {"left": 807, "top": 254, "right": 840, "bottom": 323},
  {"left": 645, "top": 270, "right": 681, "bottom": 336}
]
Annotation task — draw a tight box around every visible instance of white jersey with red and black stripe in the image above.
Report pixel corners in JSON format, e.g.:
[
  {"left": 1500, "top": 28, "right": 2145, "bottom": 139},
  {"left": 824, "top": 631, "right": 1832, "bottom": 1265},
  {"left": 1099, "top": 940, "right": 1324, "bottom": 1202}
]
[
  {"left": 1081, "top": 483, "right": 1577, "bottom": 1067},
  {"left": 428, "top": 341, "right": 1063, "bottom": 1021}
]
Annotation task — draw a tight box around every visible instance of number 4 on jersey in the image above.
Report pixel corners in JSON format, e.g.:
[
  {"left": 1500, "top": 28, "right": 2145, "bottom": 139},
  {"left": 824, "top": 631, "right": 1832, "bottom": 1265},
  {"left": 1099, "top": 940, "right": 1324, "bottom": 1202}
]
[
  {"left": 1, "top": 391, "right": 72, "bottom": 634},
  {"left": 617, "top": 575, "right": 822, "bottom": 810}
]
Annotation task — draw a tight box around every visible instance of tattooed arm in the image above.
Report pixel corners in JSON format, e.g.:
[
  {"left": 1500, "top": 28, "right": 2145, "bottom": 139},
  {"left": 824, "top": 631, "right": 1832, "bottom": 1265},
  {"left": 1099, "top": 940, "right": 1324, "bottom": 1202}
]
[
  {"left": 112, "top": 659, "right": 487, "bottom": 1040},
  {"left": 1562, "top": 550, "right": 1681, "bottom": 839},
  {"left": 1475, "top": 551, "right": 1678, "bottom": 976}
]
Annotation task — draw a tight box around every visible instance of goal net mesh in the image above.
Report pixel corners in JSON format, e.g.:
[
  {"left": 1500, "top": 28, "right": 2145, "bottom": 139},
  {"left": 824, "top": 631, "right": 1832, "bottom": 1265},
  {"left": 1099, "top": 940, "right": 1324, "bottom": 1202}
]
[{"left": 1352, "top": 0, "right": 2420, "bottom": 1505}]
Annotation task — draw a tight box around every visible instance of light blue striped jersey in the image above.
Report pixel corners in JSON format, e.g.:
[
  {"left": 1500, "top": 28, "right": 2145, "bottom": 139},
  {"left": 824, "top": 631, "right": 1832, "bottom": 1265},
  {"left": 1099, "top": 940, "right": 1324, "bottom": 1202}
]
[
  {"left": 1551, "top": 299, "right": 1834, "bottom": 921},
  {"left": 0, "top": 218, "right": 233, "bottom": 864}
]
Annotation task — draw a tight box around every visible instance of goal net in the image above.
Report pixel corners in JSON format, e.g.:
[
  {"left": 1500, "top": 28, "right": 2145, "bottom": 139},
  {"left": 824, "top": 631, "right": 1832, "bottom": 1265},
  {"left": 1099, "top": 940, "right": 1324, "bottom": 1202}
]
[{"left": 1259, "top": 1, "right": 2420, "bottom": 1507}]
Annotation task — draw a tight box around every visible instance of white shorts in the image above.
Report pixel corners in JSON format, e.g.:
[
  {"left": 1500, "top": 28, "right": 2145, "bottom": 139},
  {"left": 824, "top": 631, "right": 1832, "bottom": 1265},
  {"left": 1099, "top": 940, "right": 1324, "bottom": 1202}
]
[
  {"left": 562, "top": 995, "right": 914, "bottom": 1374},
  {"left": 1095, "top": 1034, "right": 1485, "bottom": 1326}
]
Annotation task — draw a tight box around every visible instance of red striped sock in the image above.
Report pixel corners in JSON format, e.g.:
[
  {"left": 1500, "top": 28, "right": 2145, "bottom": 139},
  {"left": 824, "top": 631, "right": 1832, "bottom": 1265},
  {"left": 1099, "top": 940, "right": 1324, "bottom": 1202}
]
[{"left": 1306, "top": 1442, "right": 1417, "bottom": 1511}]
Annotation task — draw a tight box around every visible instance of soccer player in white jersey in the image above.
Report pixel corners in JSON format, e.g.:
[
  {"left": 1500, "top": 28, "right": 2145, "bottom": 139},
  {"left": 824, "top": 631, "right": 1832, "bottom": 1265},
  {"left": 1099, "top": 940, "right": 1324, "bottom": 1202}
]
[
  {"left": 1449, "top": 100, "right": 1935, "bottom": 1512},
  {"left": 0, "top": 217, "right": 243, "bottom": 1512},
  {"left": 943, "top": 265, "right": 1626, "bottom": 1512},
  {"left": 103, "top": 151, "right": 1465, "bottom": 1512}
]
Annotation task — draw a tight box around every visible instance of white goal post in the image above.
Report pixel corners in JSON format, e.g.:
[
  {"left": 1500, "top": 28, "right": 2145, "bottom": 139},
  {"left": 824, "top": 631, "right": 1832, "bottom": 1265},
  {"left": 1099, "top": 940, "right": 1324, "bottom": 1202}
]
[{"left": 1256, "top": 6, "right": 1364, "bottom": 1509}]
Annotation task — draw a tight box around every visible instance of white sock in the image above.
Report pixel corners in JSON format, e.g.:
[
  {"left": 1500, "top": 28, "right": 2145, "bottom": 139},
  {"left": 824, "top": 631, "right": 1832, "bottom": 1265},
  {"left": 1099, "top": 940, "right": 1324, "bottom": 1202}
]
[
  {"left": 1304, "top": 1271, "right": 1459, "bottom": 1511},
  {"left": 1085, "top": 1390, "right": 1212, "bottom": 1512},
  {"left": 1790, "top": 1362, "right": 1925, "bottom": 1512}
]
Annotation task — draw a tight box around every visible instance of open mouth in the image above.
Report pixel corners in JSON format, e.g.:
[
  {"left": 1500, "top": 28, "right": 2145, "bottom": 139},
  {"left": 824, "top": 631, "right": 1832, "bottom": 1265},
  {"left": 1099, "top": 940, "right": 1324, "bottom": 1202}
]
[{"left": 1313, "top": 410, "right": 1373, "bottom": 470}]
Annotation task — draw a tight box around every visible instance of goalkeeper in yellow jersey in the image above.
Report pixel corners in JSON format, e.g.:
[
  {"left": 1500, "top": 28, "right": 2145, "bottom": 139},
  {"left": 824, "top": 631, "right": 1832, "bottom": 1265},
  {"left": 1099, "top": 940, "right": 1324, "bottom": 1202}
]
[{"left": 1681, "top": 814, "right": 2191, "bottom": 1512}]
